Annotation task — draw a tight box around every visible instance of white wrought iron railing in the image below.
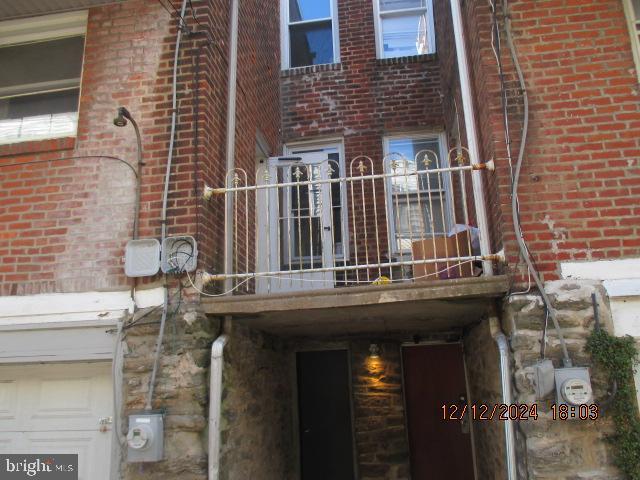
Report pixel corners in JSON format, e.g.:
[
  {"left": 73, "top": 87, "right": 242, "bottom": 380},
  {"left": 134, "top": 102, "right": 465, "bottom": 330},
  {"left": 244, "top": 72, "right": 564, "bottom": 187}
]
[{"left": 202, "top": 148, "right": 499, "bottom": 295}]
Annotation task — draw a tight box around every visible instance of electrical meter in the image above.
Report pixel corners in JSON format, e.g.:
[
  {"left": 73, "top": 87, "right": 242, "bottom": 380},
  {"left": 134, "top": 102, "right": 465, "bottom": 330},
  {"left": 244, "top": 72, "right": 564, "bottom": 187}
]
[
  {"left": 127, "top": 424, "right": 152, "bottom": 450},
  {"left": 554, "top": 367, "right": 593, "bottom": 419},
  {"left": 127, "top": 412, "right": 164, "bottom": 462},
  {"left": 560, "top": 377, "right": 593, "bottom": 406}
]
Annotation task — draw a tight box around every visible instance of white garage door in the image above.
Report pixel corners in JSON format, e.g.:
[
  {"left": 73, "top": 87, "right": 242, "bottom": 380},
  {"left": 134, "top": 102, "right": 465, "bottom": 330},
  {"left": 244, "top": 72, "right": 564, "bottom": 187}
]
[{"left": 0, "top": 362, "right": 113, "bottom": 480}]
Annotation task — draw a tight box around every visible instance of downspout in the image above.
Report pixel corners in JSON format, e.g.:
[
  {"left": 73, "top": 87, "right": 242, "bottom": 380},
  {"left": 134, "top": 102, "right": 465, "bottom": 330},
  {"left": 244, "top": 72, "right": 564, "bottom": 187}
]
[
  {"left": 208, "top": 334, "right": 229, "bottom": 480},
  {"left": 209, "top": 1, "right": 239, "bottom": 476},
  {"left": 224, "top": 0, "right": 240, "bottom": 292},
  {"left": 450, "top": 0, "right": 494, "bottom": 276},
  {"left": 490, "top": 316, "right": 517, "bottom": 480}
]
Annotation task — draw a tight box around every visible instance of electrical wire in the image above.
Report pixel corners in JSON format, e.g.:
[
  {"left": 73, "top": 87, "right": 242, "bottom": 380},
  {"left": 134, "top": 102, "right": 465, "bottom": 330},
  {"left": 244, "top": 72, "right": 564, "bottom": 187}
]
[
  {"left": 0, "top": 154, "right": 140, "bottom": 243},
  {"left": 187, "top": 260, "right": 478, "bottom": 296},
  {"left": 503, "top": 0, "right": 572, "bottom": 367},
  {"left": 146, "top": 0, "right": 190, "bottom": 412},
  {"left": 112, "top": 321, "right": 126, "bottom": 451},
  {"left": 540, "top": 307, "right": 549, "bottom": 359},
  {"left": 489, "top": 0, "right": 532, "bottom": 296},
  {"left": 0, "top": 155, "right": 137, "bottom": 178},
  {"left": 186, "top": 270, "right": 252, "bottom": 296},
  {"left": 157, "top": 0, "right": 189, "bottom": 30}
]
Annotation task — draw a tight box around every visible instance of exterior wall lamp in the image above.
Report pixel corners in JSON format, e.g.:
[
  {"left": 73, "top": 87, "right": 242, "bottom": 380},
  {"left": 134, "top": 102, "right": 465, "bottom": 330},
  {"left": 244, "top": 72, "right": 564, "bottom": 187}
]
[{"left": 113, "top": 106, "right": 143, "bottom": 239}]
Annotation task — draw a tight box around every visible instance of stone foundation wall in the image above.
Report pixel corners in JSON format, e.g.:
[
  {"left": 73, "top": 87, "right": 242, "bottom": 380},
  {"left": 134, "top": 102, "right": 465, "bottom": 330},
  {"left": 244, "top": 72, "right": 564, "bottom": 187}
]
[
  {"left": 503, "top": 279, "right": 621, "bottom": 479},
  {"left": 121, "top": 305, "right": 218, "bottom": 480},
  {"left": 463, "top": 321, "right": 507, "bottom": 480},
  {"left": 121, "top": 312, "right": 294, "bottom": 480},
  {"left": 219, "top": 324, "right": 294, "bottom": 480}
]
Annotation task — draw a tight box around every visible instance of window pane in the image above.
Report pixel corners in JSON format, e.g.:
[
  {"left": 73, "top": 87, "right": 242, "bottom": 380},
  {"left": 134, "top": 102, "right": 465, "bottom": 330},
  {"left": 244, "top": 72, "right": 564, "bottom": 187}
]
[
  {"left": 395, "top": 196, "right": 445, "bottom": 251},
  {"left": 290, "top": 21, "right": 334, "bottom": 67},
  {"left": 380, "top": 0, "right": 425, "bottom": 12},
  {"left": 381, "top": 13, "right": 428, "bottom": 58},
  {"left": 634, "top": 0, "right": 640, "bottom": 18},
  {"left": 0, "top": 89, "right": 79, "bottom": 144},
  {"left": 0, "top": 37, "right": 84, "bottom": 97},
  {"left": 0, "top": 89, "right": 80, "bottom": 120},
  {"left": 289, "top": 0, "right": 331, "bottom": 22},
  {"left": 388, "top": 138, "right": 441, "bottom": 192}
]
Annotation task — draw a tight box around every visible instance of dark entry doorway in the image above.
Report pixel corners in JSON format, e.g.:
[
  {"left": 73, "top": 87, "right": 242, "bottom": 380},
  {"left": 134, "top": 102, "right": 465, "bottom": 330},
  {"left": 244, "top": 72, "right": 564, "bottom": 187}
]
[
  {"left": 402, "top": 343, "right": 475, "bottom": 479},
  {"left": 297, "top": 350, "right": 355, "bottom": 480}
]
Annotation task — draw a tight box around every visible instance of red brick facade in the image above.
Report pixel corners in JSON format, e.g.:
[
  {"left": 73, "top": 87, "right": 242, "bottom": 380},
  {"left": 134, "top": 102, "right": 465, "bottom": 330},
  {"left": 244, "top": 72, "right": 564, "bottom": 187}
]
[
  {"left": 1, "top": 0, "right": 639, "bottom": 294},
  {"left": 458, "top": 0, "right": 640, "bottom": 281},
  {"left": 0, "top": 0, "right": 280, "bottom": 295}
]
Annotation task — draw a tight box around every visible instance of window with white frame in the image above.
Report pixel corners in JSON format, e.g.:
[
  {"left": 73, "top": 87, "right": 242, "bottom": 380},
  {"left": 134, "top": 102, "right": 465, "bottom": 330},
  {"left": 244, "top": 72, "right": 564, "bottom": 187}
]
[
  {"left": 384, "top": 134, "right": 450, "bottom": 254},
  {"left": 373, "top": 0, "right": 434, "bottom": 59},
  {"left": 282, "top": 0, "right": 339, "bottom": 69},
  {"left": 0, "top": 12, "right": 87, "bottom": 145},
  {"left": 623, "top": 0, "right": 640, "bottom": 80}
]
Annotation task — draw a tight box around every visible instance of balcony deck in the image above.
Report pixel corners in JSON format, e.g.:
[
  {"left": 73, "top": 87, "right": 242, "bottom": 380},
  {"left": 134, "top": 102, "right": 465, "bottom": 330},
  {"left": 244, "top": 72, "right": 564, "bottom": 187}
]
[{"left": 202, "top": 275, "right": 510, "bottom": 336}]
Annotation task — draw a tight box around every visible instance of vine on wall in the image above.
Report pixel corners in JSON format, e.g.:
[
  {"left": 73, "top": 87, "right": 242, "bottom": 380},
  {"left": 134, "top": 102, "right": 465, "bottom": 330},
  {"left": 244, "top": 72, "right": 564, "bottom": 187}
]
[{"left": 586, "top": 329, "right": 640, "bottom": 479}]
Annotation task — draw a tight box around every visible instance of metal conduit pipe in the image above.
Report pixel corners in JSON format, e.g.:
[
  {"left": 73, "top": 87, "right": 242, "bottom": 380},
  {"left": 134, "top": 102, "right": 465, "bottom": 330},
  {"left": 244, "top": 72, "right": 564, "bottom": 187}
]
[
  {"left": 146, "top": 0, "right": 189, "bottom": 412},
  {"left": 223, "top": 0, "right": 240, "bottom": 293},
  {"left": 450, "top": 0, "right": 494, "bottom": 276},
  {"left": 208, "top": 334, "right": 229, "bottom": 480},
  {"left": 490, "top": 317, "right": 517, "bottom": 480},
  {"left": 209, "top": 0, "right": 239, "bottom": 474}
]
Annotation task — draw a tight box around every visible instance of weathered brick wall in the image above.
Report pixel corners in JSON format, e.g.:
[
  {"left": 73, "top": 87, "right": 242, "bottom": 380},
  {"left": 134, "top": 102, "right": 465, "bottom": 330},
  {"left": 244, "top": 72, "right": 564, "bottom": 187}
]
[
  {"left": 0, "top": 1, "right": 171, "bottom": 294},
  {"left": 350, "top": 341, "right": 411, "bottom": 480},
  {"left": 280, "top": 0, "right": 445, "bottom": 262},
  {"left": 0, "top": 0, "right": 281, "bottom": 294},
  {"left": 461, "top": 0, "right": 640, "bottom": 282},
  {"left": 434, "top": 0, "right": 502, "bottom": 252}
]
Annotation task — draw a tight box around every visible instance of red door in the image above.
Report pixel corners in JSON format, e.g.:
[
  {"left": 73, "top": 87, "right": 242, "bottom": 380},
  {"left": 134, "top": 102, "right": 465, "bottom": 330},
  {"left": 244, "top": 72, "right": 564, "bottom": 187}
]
[{"left": 402, "top": 343, "right": 475, "bottom": 479}]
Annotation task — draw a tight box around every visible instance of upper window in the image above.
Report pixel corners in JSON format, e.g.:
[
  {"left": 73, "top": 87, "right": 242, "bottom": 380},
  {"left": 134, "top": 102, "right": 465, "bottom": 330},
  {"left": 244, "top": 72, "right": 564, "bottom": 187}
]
[
  {"left": 0, "top": 12, "right": 87, "bottom": 145},
  {"left": 281, "top": 0, "right": 340, "bottom": 69},
  {"left": 623, "top": 0, "right": 640, "bottom": 81},
  {"left": 383, "top": 133, "right": 450, "bottom": 254},
  {"left": 373, "top": 0, "right": 435, "bottom": 59}
]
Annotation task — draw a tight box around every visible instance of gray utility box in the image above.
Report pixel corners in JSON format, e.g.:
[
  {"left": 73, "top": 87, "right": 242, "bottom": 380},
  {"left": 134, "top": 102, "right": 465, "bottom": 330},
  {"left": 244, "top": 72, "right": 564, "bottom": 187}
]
[
  {"left": 555, "top": 367, "right": 593, "bottom": 417},
  {"left": 161, "top": 235, "right": 198, "bottom": 274},
  {"left": 127, "top": 412, "right": 164, "bottom": 463}
]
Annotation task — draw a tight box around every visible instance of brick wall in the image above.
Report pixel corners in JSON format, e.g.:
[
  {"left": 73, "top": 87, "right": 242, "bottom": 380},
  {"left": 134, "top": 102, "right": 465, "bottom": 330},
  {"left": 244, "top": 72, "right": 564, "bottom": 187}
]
[
  {"left": 350, "top": 341, "right": 411, "bottom": 480},
  {"left": 459, "top": 0, "right": 640, "bottom": 282},
  {"left": 0, "top": 0, "right": 281, "bottom": 295},
  {"left": 280, "top": 0, "right": 445, "bottom": 263}
]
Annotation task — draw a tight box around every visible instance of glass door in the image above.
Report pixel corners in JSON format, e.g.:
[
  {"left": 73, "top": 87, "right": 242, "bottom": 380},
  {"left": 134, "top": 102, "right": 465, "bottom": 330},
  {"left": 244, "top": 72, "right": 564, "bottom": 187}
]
[{"left": 256, "top": 148, "right": 343, "bottom": 293}]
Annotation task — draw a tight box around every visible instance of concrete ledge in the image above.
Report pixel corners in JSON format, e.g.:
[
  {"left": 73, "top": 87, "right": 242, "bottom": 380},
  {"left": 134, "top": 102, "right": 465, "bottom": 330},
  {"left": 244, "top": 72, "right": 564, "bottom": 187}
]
[{"left": 202, "top": 275, "right": 510, "bottom": 336}]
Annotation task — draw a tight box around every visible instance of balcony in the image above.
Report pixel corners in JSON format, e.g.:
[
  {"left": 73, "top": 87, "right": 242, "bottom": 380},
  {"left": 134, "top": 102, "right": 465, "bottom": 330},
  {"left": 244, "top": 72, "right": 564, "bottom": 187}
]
[{"left": 200, "top": 148, "right": 509, "bottom": 334}]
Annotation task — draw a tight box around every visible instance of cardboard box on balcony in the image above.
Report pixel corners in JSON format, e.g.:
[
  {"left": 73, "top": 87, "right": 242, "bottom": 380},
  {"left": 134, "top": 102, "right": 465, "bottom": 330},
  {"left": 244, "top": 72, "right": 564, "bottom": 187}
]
[{"left": 411, "top": 230, "right": 474, "bottom": 281}]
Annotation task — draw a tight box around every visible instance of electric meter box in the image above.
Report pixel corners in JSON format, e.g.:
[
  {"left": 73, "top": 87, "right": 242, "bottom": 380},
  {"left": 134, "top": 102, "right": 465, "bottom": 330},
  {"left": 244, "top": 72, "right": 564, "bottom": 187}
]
[
  {"left": 127, "top": 412, "right": 164, "bottom": 463},
  {"left": 161, "top": 236, "right": 198, "bottom": 274},
  {"left": 555, "top": 367, "right": 593, "bottom": 409}
]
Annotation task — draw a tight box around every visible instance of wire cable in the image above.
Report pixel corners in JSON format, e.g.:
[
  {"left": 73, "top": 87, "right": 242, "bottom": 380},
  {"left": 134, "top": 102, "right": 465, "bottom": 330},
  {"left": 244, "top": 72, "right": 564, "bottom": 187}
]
[
  {"left": 146, "top": 0, "right": 190, "bottom": 411},
  {"left": 186, "top": 270, "right": 251, "bottom": 296},
  {"left": 0, "top": 155, "right": 137, "bottom": 178},
  {"left": 503, "top": 0, "right": 572, "bottom": 367},
  {"left": 187, "top": 260, "right": 478, "bottom": 295}
]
